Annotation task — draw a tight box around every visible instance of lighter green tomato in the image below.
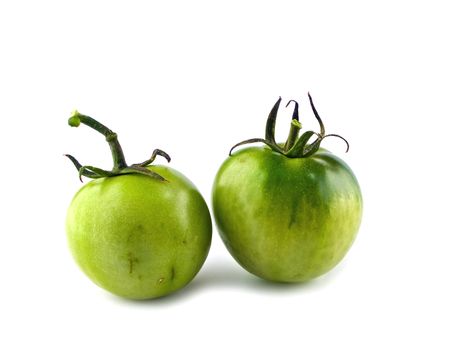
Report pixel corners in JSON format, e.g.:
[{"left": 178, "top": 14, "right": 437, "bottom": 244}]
[{"left": 66, "top": 165, "right": 212, "bottom": 299}]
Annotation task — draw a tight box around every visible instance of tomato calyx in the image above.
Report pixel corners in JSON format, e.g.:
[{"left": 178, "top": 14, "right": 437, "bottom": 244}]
[
  {"left": 229, "top": 93, "right": 349, "bottom": 158},
  {"left": 65, "top": 110, "right": 171, "bottom": 182}
]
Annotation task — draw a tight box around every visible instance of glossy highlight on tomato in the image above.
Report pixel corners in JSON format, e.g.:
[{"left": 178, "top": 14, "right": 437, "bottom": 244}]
[
  {"left": 212, "top": 95, "right": 363, "bottom": 282},
  {"left": 65, "top": 111, "right": 211, "bottom": 299}
]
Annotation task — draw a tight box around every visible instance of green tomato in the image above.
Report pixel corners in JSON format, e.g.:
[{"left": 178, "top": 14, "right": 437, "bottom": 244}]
[
  {"left": 67, "top": 166, "right": 211, "bottom": 299},
  {"left": 65, "top": 111, "right": 211, "bottom": 299},
  {"left": 212, "top": 95, "right": 363, "bottom": 283},
  {"left": 213, "top": 147, "right": 362, "bottom": 282}
]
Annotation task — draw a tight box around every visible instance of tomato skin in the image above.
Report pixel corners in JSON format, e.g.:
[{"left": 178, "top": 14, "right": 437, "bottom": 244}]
[
  {"left": 212, "top": 147, "right": 362, "bottom": 282},
  {"left": 66, "top": 165, "right": 212, "bottom": 299}
]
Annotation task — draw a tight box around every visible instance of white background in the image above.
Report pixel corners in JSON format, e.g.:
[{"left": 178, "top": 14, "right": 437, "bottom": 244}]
[{"left": 1, "top": 0, "right": 466, "bottom": 349}]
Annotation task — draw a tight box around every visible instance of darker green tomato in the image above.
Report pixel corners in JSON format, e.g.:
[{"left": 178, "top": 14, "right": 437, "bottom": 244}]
[
  {"left": 213, "top": 147, "right": 362, "bottom": 282},
  {"left": 212, "top": 95, "right": 363, "bottom": 282}
]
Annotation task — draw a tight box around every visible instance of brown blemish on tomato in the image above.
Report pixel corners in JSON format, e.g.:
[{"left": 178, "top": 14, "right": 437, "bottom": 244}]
[{"left": 127, "top": 252, "right": 139, "bottom": 274}]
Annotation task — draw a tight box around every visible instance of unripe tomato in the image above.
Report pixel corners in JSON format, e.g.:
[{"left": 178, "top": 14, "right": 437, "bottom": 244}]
[
  {"left": 212, "top": 95, "right": 362, "bottom": 282},
  {"left": 65, "top": 112, "right": 211, "bottom": 299}
]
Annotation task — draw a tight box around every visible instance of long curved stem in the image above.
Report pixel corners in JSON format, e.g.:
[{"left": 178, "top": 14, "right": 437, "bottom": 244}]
[
  {"left": 66, "top": 110, "right": 170, "bottom": 182},
  {"left": 68, "top": 110, "right": 128, "bottom": 171}
]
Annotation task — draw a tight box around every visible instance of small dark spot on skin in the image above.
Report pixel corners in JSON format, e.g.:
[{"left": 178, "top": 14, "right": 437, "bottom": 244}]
[
  {"left": 138, "top": 275, "right": 143, "bottom": 281},
  {"left": 127, "top": 224, "right": 144, "bottom": 242},
  {"left": 182, "top": 240, "right": 187, "bottom": 245},
  {"left": 170, "top": 266, "right": 176, "bottom": 281},
  {"left": 128, "top": 225, "right": 144, "bottom": 243},
  {"left": 127, "top": 252, "right": 139, "bottom": 274}
]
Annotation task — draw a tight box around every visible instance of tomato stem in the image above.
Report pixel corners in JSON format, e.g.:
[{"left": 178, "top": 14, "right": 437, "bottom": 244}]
[
  {"left": 68, "top": 110, "right": 128, "bottom": 171},
  {"left": 284, "top": 100, "right": 301, "bottom": 152},
  {"left": 284, "top": 119, "right": 301, "bottom": 151},
  {"left": 66, "top": 110, "right": 171, "bottom": 182}
]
